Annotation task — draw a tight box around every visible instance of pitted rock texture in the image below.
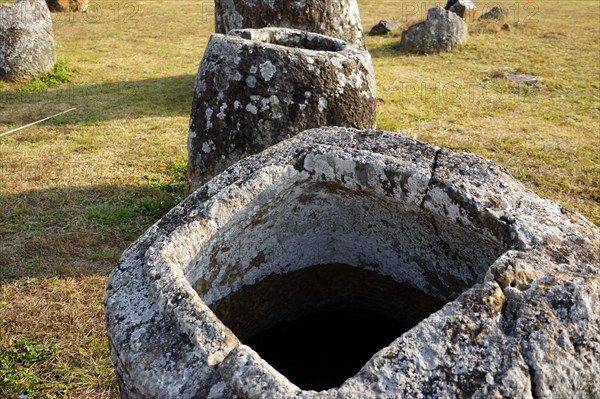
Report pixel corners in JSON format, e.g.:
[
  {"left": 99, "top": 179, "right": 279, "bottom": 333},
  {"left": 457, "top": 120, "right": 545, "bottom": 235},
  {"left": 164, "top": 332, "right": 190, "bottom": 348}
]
[
  {"left": 187, "top": 28, "right": 376, "bottom": 192},
  {"left": 106, "top": 127, "right": 600, "bottom": 399},
  {"left": 45, "top": 0, "right": 88, "bottom": 12},
  {"left": 0, "top": 0, "right": 56, "bottom": 81},
  {"left": 400, "top": 6, "right": 468, "bottom": 54},
  {"left": 214, "top": 0, "right": 365, "bottom": 48}
]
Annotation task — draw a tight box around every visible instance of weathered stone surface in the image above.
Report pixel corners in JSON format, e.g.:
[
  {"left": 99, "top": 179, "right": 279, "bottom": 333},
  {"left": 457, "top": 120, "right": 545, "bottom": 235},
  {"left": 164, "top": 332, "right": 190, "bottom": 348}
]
[
  {"left": 0, "top": 0, "right": 56, "bottom": 81},
  {"left": 187, "top": 27, "right": 376, "bottom": 192},
  {"left": 400, "top": 6, "right": 468, "bottom": 54},
  {"left": 106, "top": 127, "right": 600, "bottom": 399},
  {"left": 479, "top": 6, "right": 510, "bottom": 20},
  {"left": 45, "top": 0, "right": 88, "bottom": 12},
  {"left": 214, "top": 0, "right": 365, "bottom": 48},
  {"left": 368, "top": 19, "right": 400, "bottom": 36},
  {"left": 445, "top": 0, "right": 476, "bottom": 19}
]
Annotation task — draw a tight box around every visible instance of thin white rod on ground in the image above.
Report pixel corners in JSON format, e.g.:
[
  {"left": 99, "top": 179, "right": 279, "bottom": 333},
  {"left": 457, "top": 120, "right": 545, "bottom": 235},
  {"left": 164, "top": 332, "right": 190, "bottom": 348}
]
[{"left": 0, "top": 108, "right": 77, "bottom": 138}]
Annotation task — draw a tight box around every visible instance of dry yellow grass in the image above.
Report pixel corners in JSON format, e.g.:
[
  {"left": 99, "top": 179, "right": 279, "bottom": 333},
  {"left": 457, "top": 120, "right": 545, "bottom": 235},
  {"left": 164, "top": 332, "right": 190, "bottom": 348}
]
[
  {"left": 0, "top": 277, "right": 117, "bottom": 398},
  {"left": 0, "top": 0, "right": 598, "bottom": 397}
]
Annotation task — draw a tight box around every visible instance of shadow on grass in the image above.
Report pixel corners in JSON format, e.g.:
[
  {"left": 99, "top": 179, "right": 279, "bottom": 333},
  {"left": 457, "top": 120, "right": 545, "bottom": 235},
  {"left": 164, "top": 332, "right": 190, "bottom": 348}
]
[
  {"left": 0, "top": 183, "right": 185, "bottom": 282},
  {"left": 0, "top": 74, "right": 196, "bottom": 126},
  {"left": 368, "top": 41, "right": 412, "bottom": 58}
]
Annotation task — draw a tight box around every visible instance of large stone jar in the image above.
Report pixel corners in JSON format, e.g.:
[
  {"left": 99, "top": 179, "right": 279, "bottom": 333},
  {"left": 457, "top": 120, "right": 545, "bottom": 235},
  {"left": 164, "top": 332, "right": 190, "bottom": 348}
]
[
  {"left": 214, "top": 0, "right": 365, "bottom": 48},
  {"left": 106, "top": 127, "right": 600, "bottom": 399},
  {"left": 0, "top": 0, "right": 56, "bottom": 81},
  {"left": 187, "top": 27, "right": 376, "bottom": 191}
]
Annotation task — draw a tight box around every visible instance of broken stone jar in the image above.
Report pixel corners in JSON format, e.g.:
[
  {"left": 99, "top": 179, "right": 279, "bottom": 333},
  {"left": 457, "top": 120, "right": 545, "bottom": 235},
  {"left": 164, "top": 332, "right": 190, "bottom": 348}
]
[
  {"left": 106, "top": 127, "right": 600, "bottom": 399},
  {"left": 214, "top": 0, "right": 365, "bottom": 48},
  {"left": 187, "top": 27, "right": 376, "bottom": 192}
]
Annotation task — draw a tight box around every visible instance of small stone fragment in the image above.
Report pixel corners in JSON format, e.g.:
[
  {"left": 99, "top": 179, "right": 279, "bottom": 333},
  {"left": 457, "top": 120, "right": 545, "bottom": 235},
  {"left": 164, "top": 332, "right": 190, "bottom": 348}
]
[{"left": 490, "top": 68, "right": 542, "bottom": 86}]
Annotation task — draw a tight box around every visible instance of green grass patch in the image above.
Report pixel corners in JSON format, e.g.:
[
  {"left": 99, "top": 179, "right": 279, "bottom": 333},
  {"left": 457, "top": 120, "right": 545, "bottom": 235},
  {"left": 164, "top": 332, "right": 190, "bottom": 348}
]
[
  {"left": 136, "top": 160, "right": 187, "bottom": 219},
  {"left": 137, "top": 197, "right": 174, "bottom": 219},
  {"left": 85, "top": 204, "right": 135, "bottom": 226},
  {"left": 0, "top": 339, "right": 61, "bottom": 399},
  {"left": 18, "top": 58, "right": 73, "bottom": 92}
]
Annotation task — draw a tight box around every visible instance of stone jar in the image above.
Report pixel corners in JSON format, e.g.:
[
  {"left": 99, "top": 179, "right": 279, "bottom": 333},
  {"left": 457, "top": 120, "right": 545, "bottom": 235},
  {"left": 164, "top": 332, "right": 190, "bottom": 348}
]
[
  {"left": 400, "top": 6, "right": 468, "bottom": 54},
  {"left": 214, "top": 0, "right": 365, "bottom": 48},
  {"left": 187, "top": 27, "right": 376, "bottom": 191},
  {"left": 45, "top": 0, "right": 89, "bottom": 12},
  {"left": 0, "top": 0, "right": 56, "bottom": 81},
  {"left": 106, "top": 127, "right": 600, "bottom": 399}
]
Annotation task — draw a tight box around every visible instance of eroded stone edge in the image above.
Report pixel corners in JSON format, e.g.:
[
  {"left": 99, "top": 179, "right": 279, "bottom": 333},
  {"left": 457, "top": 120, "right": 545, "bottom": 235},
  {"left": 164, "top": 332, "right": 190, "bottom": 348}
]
[{"left": 106, "top": 127, "right": 600, "bottom": 398}]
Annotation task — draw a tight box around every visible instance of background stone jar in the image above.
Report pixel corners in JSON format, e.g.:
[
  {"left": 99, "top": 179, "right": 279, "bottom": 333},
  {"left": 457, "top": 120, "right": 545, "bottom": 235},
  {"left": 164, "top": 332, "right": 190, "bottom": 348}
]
[
  {"left": 45, "top": 0, "right": 89, "bottom": 12},
  {"left": 187, "top": 27, "right": 376, "bottom": 192},
  {"left": 214, "top": 0, "right": 365, "bottom": 48},
  {"left": 107, "top": 127, "right": 600, "bottom": 399},
  {"left": 0, "top": 0, "right": 56, "bottom": 81}
]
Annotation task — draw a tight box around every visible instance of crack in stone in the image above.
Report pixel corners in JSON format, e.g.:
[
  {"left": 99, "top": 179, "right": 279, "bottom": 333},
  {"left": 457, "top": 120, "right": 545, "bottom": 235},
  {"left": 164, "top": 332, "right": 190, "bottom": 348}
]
[
  {"left": 429, "top": 214, "right": 478, "bottom": 289},
  {"left": 527, "top": 363, "right": 540, "bottom": 399},
  {"left": 420, "top": 148, "right": 443, "bottom": 208}
]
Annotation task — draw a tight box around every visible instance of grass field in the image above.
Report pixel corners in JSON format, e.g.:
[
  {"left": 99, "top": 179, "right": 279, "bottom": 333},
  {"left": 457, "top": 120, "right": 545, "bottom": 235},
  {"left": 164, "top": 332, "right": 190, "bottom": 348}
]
[{"left": 0, "top": 0, "right": 598, "bottom": 397}]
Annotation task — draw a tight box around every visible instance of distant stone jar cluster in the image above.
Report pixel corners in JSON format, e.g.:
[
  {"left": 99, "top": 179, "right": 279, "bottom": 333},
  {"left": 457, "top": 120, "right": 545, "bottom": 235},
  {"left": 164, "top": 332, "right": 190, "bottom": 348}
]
[
  {"left": 104, "top": 1, "right": 600, "bottom": 399},
  {"left": 368, "top": 0, "right": 512, "bottom": 55}
]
